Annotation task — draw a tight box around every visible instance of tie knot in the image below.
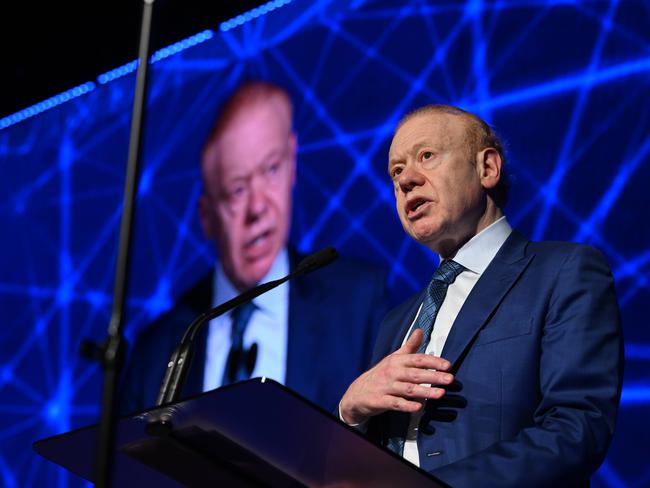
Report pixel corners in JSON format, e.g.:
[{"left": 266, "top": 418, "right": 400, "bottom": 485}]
[{"left": 432, "top": 259, "right": 464, "bottom": 285}]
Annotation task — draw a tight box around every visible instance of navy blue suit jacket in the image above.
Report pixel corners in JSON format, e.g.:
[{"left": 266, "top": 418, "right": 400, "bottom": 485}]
[
  {"left": 121, "top": 253, "right": 388, "bottom": 414},
  {"left": 367, "top": 231, "right": 623, "bottom": 487}
]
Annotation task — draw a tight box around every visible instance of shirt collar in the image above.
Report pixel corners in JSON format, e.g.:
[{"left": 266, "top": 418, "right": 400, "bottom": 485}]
[
  {"left": 445, "top": 216, "right": 512, "bottom": 275},
  {"left": 214, "top": 248, "right": 289, "bottom": 316}
]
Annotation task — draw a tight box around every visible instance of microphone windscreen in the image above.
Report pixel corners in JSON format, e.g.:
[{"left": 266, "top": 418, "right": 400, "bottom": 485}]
[{"left": 297, "top": 247, "right": 338, "bottom": 273}]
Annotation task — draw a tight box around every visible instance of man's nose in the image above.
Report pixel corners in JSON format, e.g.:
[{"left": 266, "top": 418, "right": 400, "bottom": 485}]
[
  {"left": 246, "top": 176, "right": 268, "bottom": 221},
  {"left": 397, "top": 165, "right": 425, "bottom": 193}
]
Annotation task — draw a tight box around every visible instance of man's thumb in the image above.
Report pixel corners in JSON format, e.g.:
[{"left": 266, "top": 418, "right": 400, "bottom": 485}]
[{"left": 398, "top": 328, "right": 423, "bottom": 354}]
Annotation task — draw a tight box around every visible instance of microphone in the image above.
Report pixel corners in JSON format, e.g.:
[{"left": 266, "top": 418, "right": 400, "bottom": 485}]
[
  {"left": 155, "top": 247, "right": 338, "bottom": 407},
  {"left": 296, "top": 246, "right": 337, "bottom": 273}
]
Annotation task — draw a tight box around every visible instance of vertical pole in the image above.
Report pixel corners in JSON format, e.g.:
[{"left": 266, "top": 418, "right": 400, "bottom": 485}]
[{"left": 95, "top": 1, "right": 155, "bottom": 486}]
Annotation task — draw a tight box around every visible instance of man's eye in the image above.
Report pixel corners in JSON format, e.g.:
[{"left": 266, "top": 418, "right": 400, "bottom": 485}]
[
  {"left": 422, "top": 151, "right": 434, "bottom": 160},
  {"left": 391, "top": 167, "right": 403, "bottom": 178},
  {"left": 229, "top": 185, "right": 246, "bottom": 199},
  {"left": 265, "top": 161, "right": 280, "bottom": 176}
]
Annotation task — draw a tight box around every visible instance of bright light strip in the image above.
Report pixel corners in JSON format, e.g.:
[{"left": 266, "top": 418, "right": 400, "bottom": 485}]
[
  {"left": 220, "top": 0, "right": 294, "bottom": 32},
  {"left": 96, "top": 60, "right": 139, "bottom": 85},
  {"left": 150, "top": 29, "right": 213, "bottom": 63},
  {"left": 97, "top": 29, "right": 214, "bottom": 84},
  {"left": 0, "top": 82, "right": 95, "bottom": 130}
]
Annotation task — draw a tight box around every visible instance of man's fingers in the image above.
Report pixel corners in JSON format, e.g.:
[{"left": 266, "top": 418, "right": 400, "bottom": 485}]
[
  {"left": 397, "top": 367, "right": 454, "bottom": 386},
  {"left": 400, "top": 353, "right": 452, "bottom": 372},
  {"left": 398, "top": 328, "right": 423, "bottom": 354},
  {"left": 394, "top": 331, "right": 453, "bottom": 373},
  {"left": 392, "top": 381, "right": 448, "bottom": 400},
  {"left": 380, "top": 395, "right": 427, "bottom": 413}
]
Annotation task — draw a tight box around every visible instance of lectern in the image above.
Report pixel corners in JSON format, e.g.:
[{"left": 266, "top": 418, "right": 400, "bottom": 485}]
[{"left": 34, "top": 378, "right": 447, "bottom": 487}]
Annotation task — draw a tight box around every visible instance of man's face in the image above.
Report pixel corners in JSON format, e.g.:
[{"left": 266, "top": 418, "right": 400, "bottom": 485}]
[
  {"left": 200, "top": 100, "right": 296, "bottom": 291},
  {"left": 388, "top": 112, "right": 486, "bottom": 256}
]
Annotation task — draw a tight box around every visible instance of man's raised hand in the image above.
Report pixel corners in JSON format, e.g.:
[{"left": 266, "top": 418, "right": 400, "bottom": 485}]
[{"left": 339, "top": 328, "right": 454, "bottom": 425}]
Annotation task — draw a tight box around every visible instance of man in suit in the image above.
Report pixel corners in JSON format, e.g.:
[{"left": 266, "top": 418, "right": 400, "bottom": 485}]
[
  {"left": 340, "top": 105, "right": 623, "bottom": 486},
  {"left": 121, "top": 81, "right": 387, "bottom": 414}
]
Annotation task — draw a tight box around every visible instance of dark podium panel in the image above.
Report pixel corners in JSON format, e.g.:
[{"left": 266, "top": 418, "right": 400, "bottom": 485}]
[{"left": 34, "top": 378, "right": 446, "bottom": 487}]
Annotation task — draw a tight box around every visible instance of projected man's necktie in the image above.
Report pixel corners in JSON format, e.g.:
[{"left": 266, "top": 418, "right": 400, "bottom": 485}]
[
  {"left": 221, "top": 301, "right": 257, "bottom": 386},
  {"left": 386, "top": 259, "right": 465, "bottom": 456}
]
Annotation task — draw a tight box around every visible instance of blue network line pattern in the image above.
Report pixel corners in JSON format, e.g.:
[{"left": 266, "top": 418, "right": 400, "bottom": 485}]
[{"left": 0, "top": 0, "right": 649, "bottom": 486}]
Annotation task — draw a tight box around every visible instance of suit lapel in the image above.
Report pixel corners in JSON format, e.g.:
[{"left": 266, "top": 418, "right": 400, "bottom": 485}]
[{"left": 441, "top": 231, "right": 533, "bottom": 367}]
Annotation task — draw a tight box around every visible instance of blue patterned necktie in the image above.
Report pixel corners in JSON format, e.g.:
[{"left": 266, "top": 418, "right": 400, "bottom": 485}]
[
  {"left": 409, "top": 259, "right": 465, "bottom": 353},
  {"left": 386, "top": 259, "right": 465, "bottom": 455},
  {"left": 221, "top": 300, "right": 257, "bottom": 386}
]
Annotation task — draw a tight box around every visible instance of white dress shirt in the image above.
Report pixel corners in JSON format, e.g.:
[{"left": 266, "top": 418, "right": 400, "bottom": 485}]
[
  {"left": 203, "top": 249, "right": 290, "bottom": 391},
  {"left": 402, "top": 217, "right": 512, "bottom": 466}
]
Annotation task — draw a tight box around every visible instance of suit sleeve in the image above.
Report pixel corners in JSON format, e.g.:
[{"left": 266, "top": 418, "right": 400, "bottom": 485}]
[{"left": 431, "top": 245, "right": 624, "bottom": 487}]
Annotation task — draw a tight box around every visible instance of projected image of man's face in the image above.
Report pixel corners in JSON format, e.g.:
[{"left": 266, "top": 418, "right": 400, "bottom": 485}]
[{"left": 200, "top": 97, "right": 296, "bottom": 291}]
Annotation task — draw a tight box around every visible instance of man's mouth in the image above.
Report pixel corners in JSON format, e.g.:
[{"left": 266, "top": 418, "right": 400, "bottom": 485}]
[
  {"left": 243, "top": 229, "right": 275, "bottom": 258},
  {"left": 406, "top": 197, "right": 431, "bottom": 218},
  {"left": 246, "top": 231, "right": 270, "bottom": 248}
]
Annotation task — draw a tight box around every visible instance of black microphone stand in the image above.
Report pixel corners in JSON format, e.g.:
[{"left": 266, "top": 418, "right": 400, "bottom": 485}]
[{"left": 80, "top": 1, "right": 156, "bottom": 486}]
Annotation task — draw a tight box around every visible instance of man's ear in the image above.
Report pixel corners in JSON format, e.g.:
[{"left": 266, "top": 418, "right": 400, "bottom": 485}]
[
  {"left": 477, "top": 147, "right": 502, "bottom": 190},
  {"left": 198, "top": 194, "right": 216, "bottom": 241}
]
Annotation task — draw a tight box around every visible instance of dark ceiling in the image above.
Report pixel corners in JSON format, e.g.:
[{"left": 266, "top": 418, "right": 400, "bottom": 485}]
[{"left": 1, "top": 0, "right": 266, "bottom": 118}]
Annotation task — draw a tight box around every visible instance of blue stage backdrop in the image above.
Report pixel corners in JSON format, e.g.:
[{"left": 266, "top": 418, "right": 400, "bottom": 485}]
[{"left": 1, "top": 0, "right": 648, "bottom": 486}]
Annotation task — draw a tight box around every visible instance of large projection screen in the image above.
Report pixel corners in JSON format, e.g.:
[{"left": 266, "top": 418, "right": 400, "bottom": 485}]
[{"left": 1, "top": 1, "right": 648, "bottom": 486}]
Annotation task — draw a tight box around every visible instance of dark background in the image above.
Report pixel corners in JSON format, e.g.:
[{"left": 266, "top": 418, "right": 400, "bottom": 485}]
[{"left": 1, "top": 1, "right": 265, "bottom": 117}]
